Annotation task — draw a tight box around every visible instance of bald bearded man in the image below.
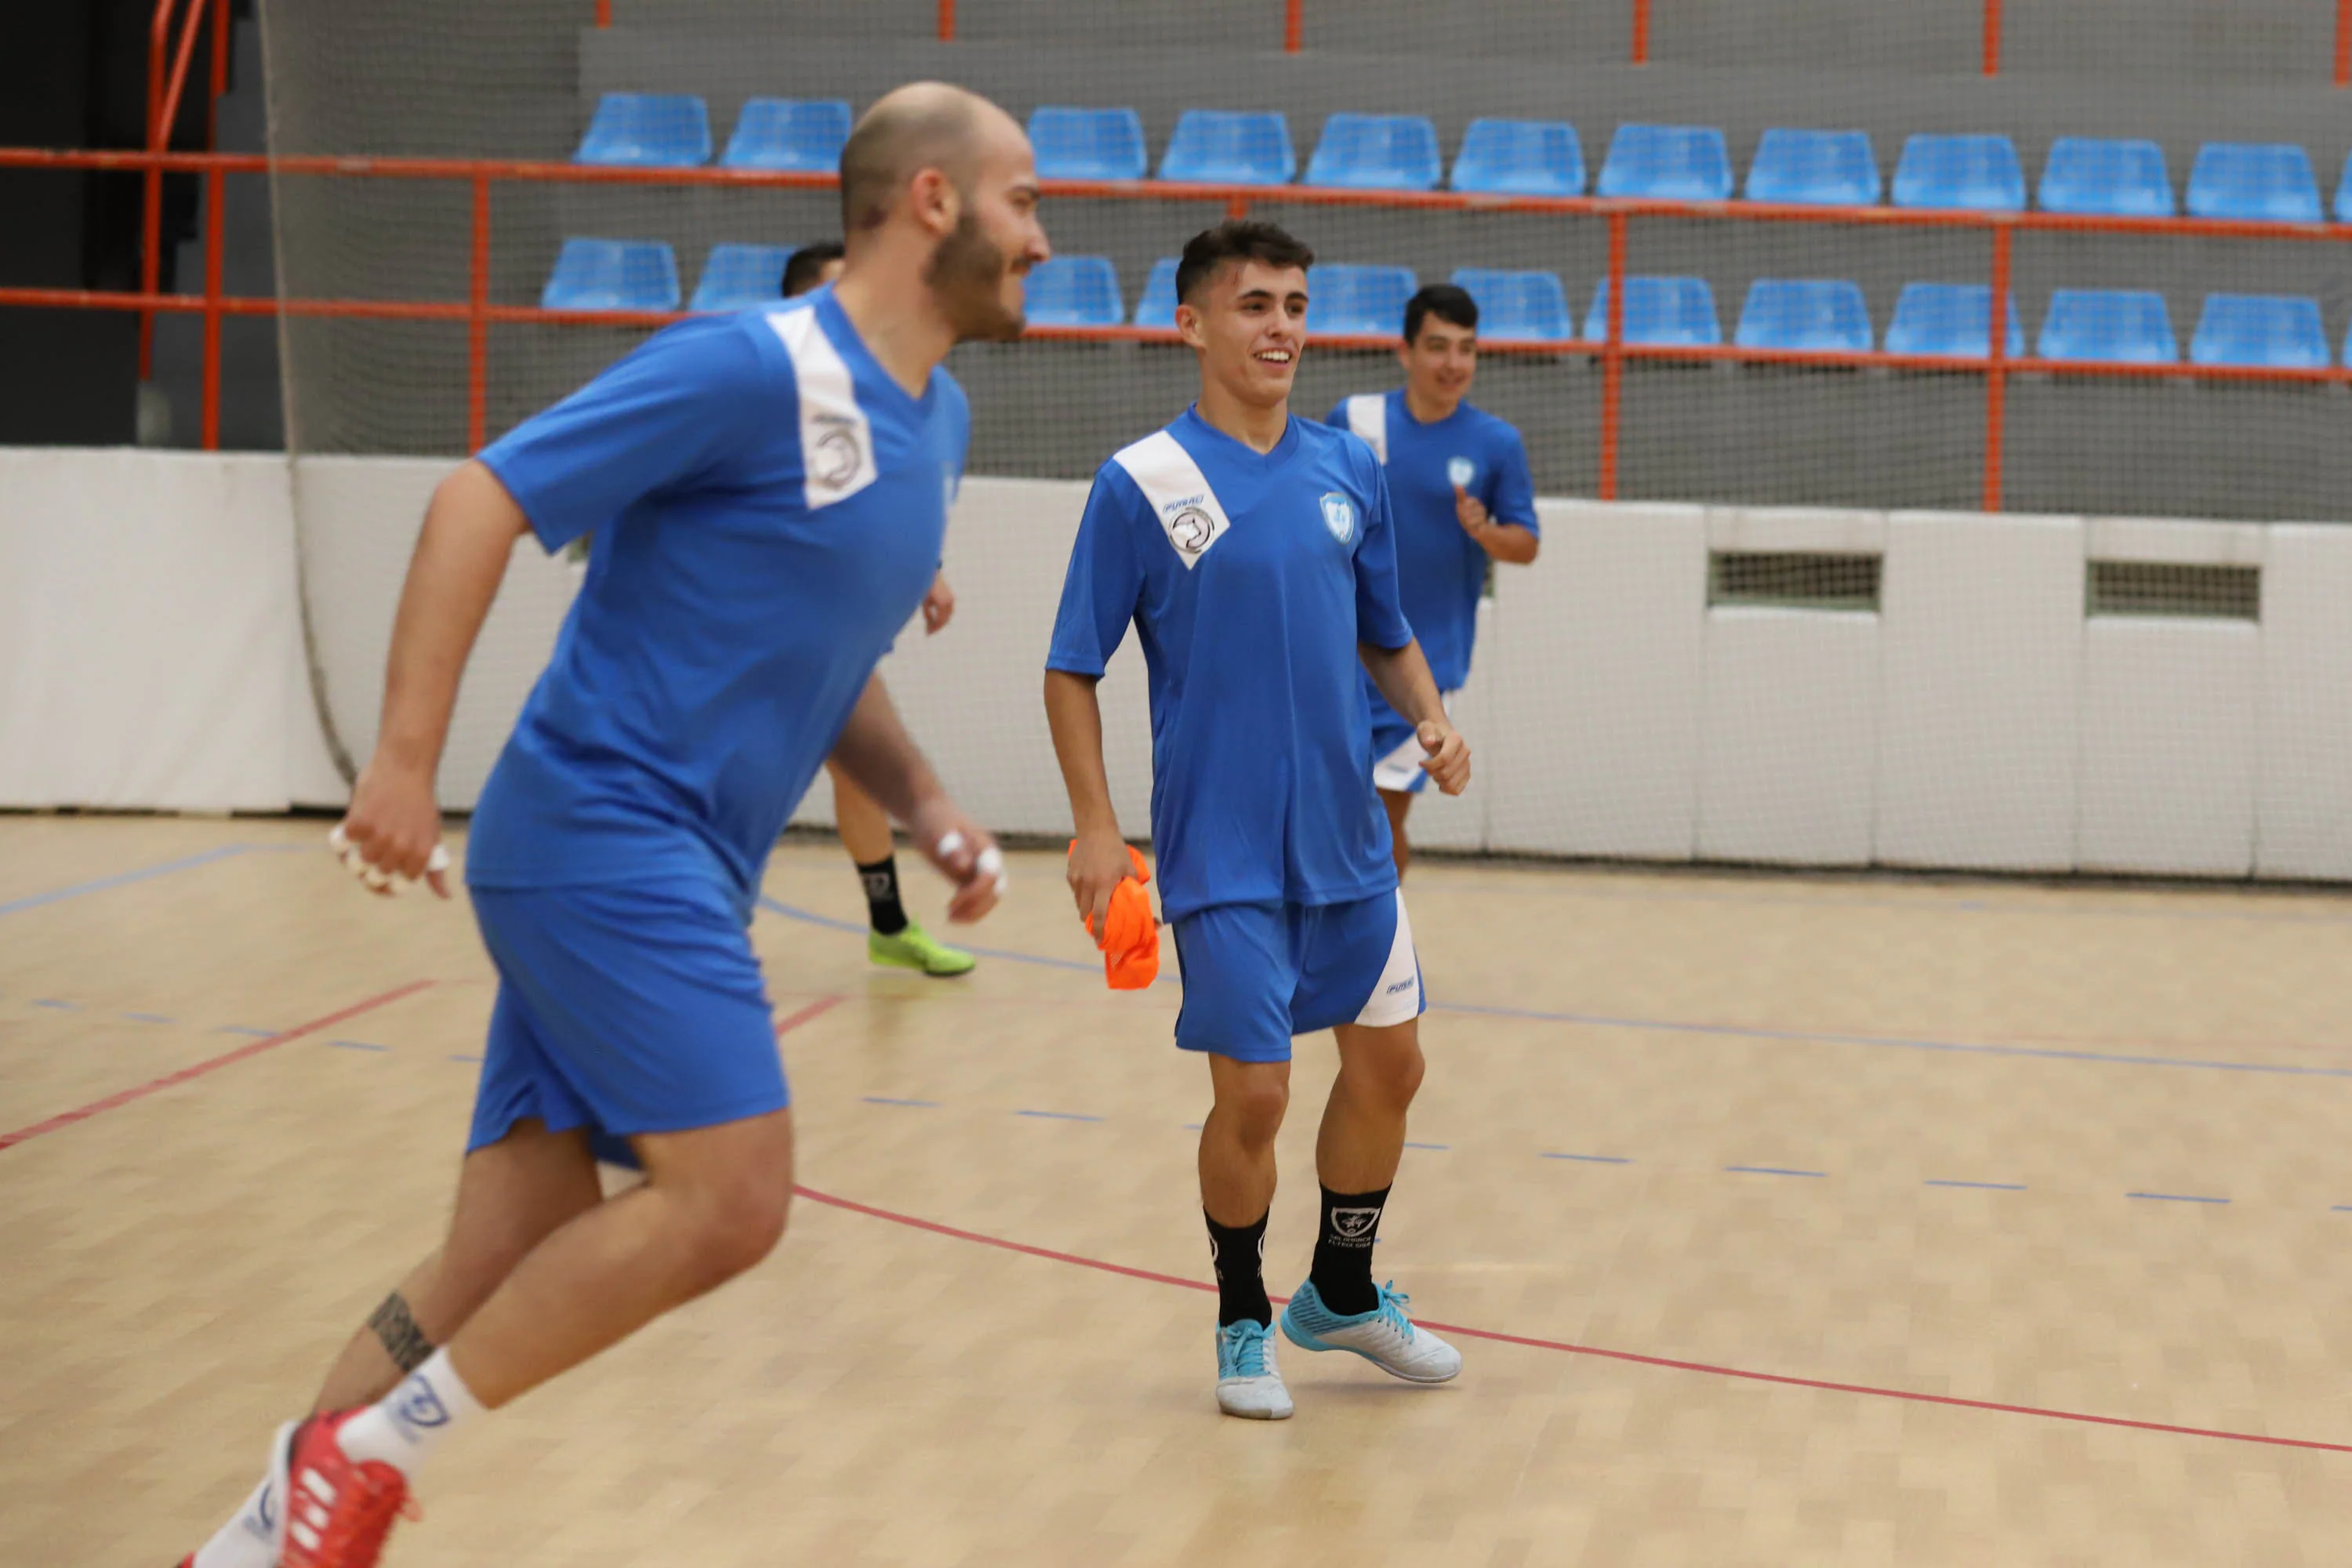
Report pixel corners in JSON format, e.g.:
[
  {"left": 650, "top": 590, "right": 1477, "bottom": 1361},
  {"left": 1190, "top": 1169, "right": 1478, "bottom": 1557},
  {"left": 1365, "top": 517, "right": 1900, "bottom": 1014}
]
[{"left": 172, "top": 83, "right": 1051, "bottom": 1568}]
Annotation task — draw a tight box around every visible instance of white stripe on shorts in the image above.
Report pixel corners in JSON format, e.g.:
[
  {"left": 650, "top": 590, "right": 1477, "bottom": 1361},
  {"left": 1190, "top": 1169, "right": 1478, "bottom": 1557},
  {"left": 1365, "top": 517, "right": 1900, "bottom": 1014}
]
[{"left": 1353, "top": 891, "right": 1422, "bottom": 1027}]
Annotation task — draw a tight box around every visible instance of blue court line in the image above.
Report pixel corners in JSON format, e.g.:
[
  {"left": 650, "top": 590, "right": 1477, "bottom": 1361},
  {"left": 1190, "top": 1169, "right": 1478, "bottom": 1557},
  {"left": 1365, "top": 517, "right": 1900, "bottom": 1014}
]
[
  {"left": 1403, "top": 1140, "right": 1450, "bottom": 1150},
  {"left": 1467, "top": 878, "right": 2352, "bottom": 931},
  {"left": 1726, "top": 1165, "right": 1827, "bottom": 1178},
  {"left": 122, "top": 1013, "right": 175, "bottom": 1025},
  {"left": 863, "top": 1095, "right": 940, "bottom": 1108},
  {"left": 760, "top": 893, "right": 2350, "bottom": 1082},
  {"left": 0, "top": 844, "right": 291, "bottom": 917},
  {"left": 218, "top": 1025, "right": 278, "bottom": 1037},
  {"left": 448, "top": 1053, "right": 483, "bottom": 1063},
  {"left": 1543, "top": 1152, "right": 1632, "bottom": 1164},
  {"left": 2127, "top": 1191, "right": 2229, "bottom": 1204},
  {"left": 1925, "top": 1179, "right": 2027, "bottom": 1191},
  {"left": 327, "top": 1040, "right": 389, "bottom": 1053},
  {"left": 34, "top": 999, "right": 78, "bottom": 1009},
  {"left": 1015, "top": 1109, "right": 1105, "bottom": 1122}
]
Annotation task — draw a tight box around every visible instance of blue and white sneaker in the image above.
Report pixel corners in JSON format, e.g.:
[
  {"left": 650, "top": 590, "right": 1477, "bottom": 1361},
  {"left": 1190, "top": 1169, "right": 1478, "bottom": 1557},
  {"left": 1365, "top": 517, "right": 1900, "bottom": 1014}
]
[
  {"left": 1214, "top": 1317, "right": 1294, "bottom": 1419},
  {"left": 1279, "top": 1279, "right": 1462, "bottom": 1384}
]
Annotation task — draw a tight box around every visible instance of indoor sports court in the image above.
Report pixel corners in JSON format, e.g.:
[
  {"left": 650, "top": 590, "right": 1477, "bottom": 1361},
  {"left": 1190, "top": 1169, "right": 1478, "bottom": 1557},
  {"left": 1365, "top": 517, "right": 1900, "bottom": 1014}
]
[{"left": 13, "top": 0, "right": 2352, "bottom": 1563}]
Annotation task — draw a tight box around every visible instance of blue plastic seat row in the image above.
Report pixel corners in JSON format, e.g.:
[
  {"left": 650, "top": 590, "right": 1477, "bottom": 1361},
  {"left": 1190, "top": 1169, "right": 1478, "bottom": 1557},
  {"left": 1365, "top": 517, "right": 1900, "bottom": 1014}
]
[
  {"left": 547, "top": 241, "right": 2347, "bottom": 367},
  {"left": 575, "top": 94, "right": 851, "bottom": 172}
]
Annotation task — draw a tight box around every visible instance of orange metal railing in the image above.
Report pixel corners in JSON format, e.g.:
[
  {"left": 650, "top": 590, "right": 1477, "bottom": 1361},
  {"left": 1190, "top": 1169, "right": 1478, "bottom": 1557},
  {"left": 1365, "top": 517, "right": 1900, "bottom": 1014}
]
[
  {"left": 141, "top": 0, "right": 228, "bottom": 378},
  {"left": 15, "top": 143, "right": 2352, "bottom": 510}
]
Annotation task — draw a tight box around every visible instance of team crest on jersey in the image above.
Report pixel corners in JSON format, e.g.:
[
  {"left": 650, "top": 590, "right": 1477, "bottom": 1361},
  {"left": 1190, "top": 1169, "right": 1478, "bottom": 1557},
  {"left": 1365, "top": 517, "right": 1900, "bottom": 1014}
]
[
  {"left": 811, "top": 416, "right": 862, "bottom": 488},
  {"left": 1165, "top": 501, "right": 1220, "bottom": 557},
  {"left": 1446, "top": 456, "right": 1475, "bottom": 488},
  {"left": 1319, "top": 492, "right": 1356, "bottom": 543}
]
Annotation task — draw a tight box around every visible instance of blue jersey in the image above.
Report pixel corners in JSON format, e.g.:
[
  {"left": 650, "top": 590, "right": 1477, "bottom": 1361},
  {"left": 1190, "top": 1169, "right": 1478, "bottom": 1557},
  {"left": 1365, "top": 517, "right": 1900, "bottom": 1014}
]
[
  {"left": 466, "top": 289, "right": 968, "bottom": 909},
  {"left": 1327, "top": 391, "right": 1537, "bottom": 691},
  {"left": 1047, "top": 407, "right": 1414, "bottom": 921}
]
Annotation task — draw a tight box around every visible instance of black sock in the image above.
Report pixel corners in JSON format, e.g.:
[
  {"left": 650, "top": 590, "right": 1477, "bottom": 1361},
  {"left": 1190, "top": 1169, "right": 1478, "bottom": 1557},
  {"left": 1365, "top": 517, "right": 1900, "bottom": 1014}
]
[
  {"left": 1204, "top": 1210, "right": 1272, "bottom": 1327},
  {"left": 1309, "top": 1184, "right": 1389, "bottom": 1316},
  {"left": 857, "top": 855, "right": 907, "bottom": 936}
]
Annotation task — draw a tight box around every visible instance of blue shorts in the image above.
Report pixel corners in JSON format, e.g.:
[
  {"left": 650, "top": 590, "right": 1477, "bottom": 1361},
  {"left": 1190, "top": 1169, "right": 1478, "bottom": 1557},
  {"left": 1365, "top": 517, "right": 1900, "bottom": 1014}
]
[
  {"left": 1369, "top": 688, "right": 1461, "bottom": 796},
  {"left": 466, "top": 880, "right": 789, "bottom": 1156},
  {"left": 1171, "top": 892, "right": 1424, "bottom": 1064}
]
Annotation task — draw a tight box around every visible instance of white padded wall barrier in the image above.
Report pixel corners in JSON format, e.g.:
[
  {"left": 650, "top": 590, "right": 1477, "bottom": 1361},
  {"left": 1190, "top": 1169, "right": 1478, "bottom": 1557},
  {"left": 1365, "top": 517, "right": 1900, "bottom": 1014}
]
[
  {"left": 1486, "top": 501, "right": 1706, "bottom": 858},
  {"left": 1875, "top": 511, "right": 2083, "bottom": 872},
  {"left": 1402, "top": 596, "right": 1494, "bottom": 852},
  {"left": 2257, "top": 524, "right": 2352, "bottom": 880}
]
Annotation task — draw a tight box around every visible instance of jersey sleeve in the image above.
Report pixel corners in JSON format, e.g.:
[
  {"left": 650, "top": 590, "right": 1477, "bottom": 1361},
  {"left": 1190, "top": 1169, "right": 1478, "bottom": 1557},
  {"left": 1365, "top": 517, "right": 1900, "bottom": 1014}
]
[
  {"left": 1323, "top": 398, "right": 1351, "bottom": 430},
  {"left": 1353, "top": 459, "right": 1415, "bottom": 651},
  {"left": 1045, "top": 468, "right": 1147, "bottom": 677},
  {"left": 478, "top": 316, "right": 770, "bottom": 552},
  {"left": 1488, "top": 423, "right": 1540, "bottom": 534}
]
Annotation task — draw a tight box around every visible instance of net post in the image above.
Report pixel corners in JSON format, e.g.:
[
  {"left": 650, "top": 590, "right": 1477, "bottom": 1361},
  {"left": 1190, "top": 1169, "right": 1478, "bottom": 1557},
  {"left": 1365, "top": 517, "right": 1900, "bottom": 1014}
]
[
  {"left": 207, "top": 0, "right": 227, "bottom": 146},
  {"left": 1285, "top": 0, "right": 1302, "bottom": 53},
  {"left": 2336, "top": 0, "right": 2350, "bottom": 85},
  {"left": 1982, "top": 222, "right": 2010, "bottom": 513},
  {"left": 1631, "top": 0, "right": 1650, "bottom": 64},
  {"left": 1225, "top": 193, "right": 1250, "bottom": 220},
  {"left": 594, "top": 0, "right": 611, "bottom": 26},
  {"left": 142, "top": 0, "right": 172, "bottom": 379},
  {"left": 938, "top": 0, "right": 955, "bottom": 42},
  {"left": 1982, "top": 0, "right": 2002, "bottom": 76},
  {"left": 469, "top": 170, "right": 491, "bottom": 451},
  {"left": 1599, "top": 210, "right": 1626, "bottom": 500},
  {"left": 201, "top": 160, "right": 223, "bottom": 450}
]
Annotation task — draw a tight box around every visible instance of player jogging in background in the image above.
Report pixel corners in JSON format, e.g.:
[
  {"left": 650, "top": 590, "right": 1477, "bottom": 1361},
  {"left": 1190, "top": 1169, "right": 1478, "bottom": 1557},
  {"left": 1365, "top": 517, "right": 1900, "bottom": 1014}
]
[
  {"left": 1044, "top": 220, "right": 1470, "bottom": 1422},
  {"left": 1329, "top": 283, "right": 1538, "bottom": 880},
  {"left": 175, "top": 82, "right": 1047, "bottom": 1568},
  {"left": 785, "top": 239, "right": 978, "bottom": 978}
]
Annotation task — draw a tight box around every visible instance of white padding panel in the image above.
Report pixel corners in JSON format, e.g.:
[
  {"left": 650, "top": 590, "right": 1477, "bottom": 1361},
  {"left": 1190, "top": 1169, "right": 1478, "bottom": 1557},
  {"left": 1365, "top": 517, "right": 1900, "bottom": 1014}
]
[
  {"left": 1487, "top": 501, "right": 1705, "bottom": 858},
  {"left": 2258, "top": 525, "right": 2352, "bottom": 879},
  {"left": 1700, "top": 607, "right": 1880, "bottom": 865},
  {"left": 1875, "top": 510, "right": 2082, "bottom": 871},
  {"left": 2078, "top": 618, "right": 2258, "bottom": 876},
  {"left": 1401, "top": 596, "right": 1493, "bottom": 851},
  {"left": 861, "top": 477, "right": 1153, "bottom": 840}
]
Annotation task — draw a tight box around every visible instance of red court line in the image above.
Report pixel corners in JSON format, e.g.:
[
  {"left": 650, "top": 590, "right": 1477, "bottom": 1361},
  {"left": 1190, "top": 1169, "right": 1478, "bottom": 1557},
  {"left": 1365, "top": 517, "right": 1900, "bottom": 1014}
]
[
  {"left": 775, "top": 994, "right": 844, "bottom": 1035},
  {"left": 0, "top": 980, "right": 436, "bottom": 1152},
  {"left": 793, "top": 1184, "right": 2352, "bottom": 1457}
]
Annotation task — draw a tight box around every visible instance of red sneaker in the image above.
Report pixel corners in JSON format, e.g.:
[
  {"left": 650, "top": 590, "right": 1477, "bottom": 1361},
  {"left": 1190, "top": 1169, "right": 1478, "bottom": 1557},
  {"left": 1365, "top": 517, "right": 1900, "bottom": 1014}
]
[{"left": 278, "top": 1412, "right": 415, "bottom": 1568}]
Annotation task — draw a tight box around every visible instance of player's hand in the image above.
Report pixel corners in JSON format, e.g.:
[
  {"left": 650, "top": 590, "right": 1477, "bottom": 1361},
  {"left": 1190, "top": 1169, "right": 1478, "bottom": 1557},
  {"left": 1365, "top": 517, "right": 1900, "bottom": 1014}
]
[
  {"left": 920, "top": 574, "right": 956, "bottom": 635},
  {"left": 909, "top": 798, "right": 1004, "bottom": 924},
  {"left": 332, "top": 758, "right": 451, "bottom": 898},
  {"left": 1417, "top": 719, "right": 1472, "bottom": 796},
  {"left": 1066, "top": 826, "right": 1132, "bottom": 946},
  {"left": 1453, "top": 485, "right": 1490, "bottom": 538}
]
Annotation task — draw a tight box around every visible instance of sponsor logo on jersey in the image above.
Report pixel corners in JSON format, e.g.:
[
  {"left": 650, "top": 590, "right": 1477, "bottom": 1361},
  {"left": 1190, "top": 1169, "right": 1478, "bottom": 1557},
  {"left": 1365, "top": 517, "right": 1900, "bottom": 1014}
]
[
  {"left": 1446, "top": 456, "right": 1475, "bottom": 488},
  {"left": 1320, "top": 492, "right": 1356, "bottom": 543},
  {"left": 1164, "top": 496, "right": 1220, "bottom": 555},
  {"left": 812, "top": 418, "right": 862, "bottom": 488}
]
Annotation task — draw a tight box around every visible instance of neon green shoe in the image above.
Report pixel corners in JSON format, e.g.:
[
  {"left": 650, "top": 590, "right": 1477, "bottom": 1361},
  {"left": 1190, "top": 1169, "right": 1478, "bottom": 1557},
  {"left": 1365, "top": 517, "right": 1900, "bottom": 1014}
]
[{"left": 867, "top": 919, "right": 977, "bottom": 977}]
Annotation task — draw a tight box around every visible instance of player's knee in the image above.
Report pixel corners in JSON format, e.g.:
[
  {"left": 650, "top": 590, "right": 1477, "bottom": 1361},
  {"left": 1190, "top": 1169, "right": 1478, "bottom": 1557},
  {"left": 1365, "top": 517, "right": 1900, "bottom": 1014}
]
[
  {"left": 681, "top": 1174, "right": 792, "bottom": 1283},
  {"left": 1223, "top": 1076, "right": 1290, "bottom": 1148},
  {"left": 1355, "top": 1041, "right": 1425, "bottom": 1111}
]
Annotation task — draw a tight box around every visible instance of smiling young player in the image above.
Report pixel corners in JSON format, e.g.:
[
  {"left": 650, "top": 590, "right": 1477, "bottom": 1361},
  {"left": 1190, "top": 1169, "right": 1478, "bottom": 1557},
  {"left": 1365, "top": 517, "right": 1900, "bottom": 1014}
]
[
  {"left": 1044, "top": 220, "right": 1469, "bottom": 1421},
  {"left": 1329, "top": 284, "right": 1537, "bottom": 878},
  {"left": 175, "top": 82, "right": 1046, "bottom": 1568}
]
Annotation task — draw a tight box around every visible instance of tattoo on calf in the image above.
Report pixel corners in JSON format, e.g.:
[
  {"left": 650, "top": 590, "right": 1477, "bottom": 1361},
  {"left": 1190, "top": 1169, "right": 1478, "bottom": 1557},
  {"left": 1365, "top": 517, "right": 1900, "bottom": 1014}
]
[{"left": 366, "top": 1290, "right": 436, "bottom": 1374}]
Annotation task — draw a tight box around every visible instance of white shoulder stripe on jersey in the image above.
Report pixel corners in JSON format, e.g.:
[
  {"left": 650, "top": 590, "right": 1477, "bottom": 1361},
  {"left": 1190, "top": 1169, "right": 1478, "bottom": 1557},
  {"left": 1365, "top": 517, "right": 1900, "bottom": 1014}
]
[
  {"left": 766, "top": 304, "right": 878, "bottom": 510},
  {"left": 1344, "top": 393, "right": 1388, "bottom": 465},
  {"left": 1111, "top": 428, "right": 1231, "bottom": 570}
]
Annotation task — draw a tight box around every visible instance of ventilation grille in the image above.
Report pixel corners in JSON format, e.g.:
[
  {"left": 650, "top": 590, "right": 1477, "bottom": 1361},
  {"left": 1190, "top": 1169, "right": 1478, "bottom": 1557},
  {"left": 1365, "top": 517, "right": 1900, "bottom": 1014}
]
[
  {"left": 1708, "top": 551, "right": 1882, "bottom": 612},
  {"left": 2086, "top": 561, "right": 2259, "bottom": 620}
]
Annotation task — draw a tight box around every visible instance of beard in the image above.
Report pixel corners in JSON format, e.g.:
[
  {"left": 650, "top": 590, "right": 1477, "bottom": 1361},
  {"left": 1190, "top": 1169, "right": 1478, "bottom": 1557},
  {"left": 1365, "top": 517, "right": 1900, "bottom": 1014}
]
[{"left": 924, "top": 208, "right": 1025, "bottom": 343}]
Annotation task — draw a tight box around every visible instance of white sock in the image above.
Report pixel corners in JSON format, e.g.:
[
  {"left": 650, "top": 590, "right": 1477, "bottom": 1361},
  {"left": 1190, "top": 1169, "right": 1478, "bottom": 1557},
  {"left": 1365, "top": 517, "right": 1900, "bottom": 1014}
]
[
  {"left": 333, "top": 1348, "right": 487, "bottom": 1480},
  {"left": 189, "top": 1471, "right": 278, "bottom": 1568}
]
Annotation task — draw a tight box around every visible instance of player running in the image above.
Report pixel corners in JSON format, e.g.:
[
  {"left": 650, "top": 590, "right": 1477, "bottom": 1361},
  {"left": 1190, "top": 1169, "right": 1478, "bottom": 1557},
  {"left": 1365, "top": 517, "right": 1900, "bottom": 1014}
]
[
  {"left": 1044, "top": 220, "right": 1469, "bottom": 1421},
  {"left": 783, "top": 239, "right": 978, "bottom": 978},
  {"left": 176, "top": 82, "right": 1047, "bottom": 1568},
  {"left": 1329, "top": 283, "right": 1538, "bottom": 880}
]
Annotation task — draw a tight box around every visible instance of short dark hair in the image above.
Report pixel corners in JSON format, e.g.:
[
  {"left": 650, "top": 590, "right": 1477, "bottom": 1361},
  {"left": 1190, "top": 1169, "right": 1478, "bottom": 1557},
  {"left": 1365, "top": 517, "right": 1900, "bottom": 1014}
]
[
  {"left": 1174, "top": 220, "right": 1315, "bottom": 309},
  {"left": 781, "top": 241, "right": 846, "bottom": 297},
  {"left": 1404, "top": 284, "right": 1478, "bottom": 343}
]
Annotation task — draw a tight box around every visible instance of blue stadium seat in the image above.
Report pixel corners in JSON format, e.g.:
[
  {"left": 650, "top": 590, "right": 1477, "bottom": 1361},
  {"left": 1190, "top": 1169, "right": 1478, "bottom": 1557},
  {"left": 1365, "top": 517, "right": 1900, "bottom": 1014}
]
[
  {"left": 691, "top": 244, "right": 791, "bottom": 312},
  {"left": 1022, "top": 256, "right": 1124, "bottom": 327},
  {"left": 1305, "top": 114, "right": 1442, "bottom": 191},
  {"left": 1582, "top": 277, "right": 1722, "bottom": 346},
  {"left": 2338, "top": 148, "right": 2352, "bottom": 221},
  {"left": 1028, "top": 106, "right": 1147, "bottom": 180},
  {"left": 2190, "top": 293, "right": 2328, "bottom": 368},
  {"left": 1307, "top": 263, "right": 1416, "bottom": 336},
  {"left": 1733, "top": 279, "right": 1872, "bottom": 352},
  {"left": 2038, "top": 137, "right": 2172, "bottom": 216},
  {"left": 721, "top": 98, "right": 851, "bottom": 172},
  {"left": 1134, "top": 257, "right": 1180, "bottom": 328},
  {"left": 575, "top": 93, "right": 711, "bottom": 168},
  {"left": 1596, "top": 125, "right": 1733, "bottom": 200},
  {"left": 1883, "top": 283, "right": 2024, "bottom": 358},
  {"left": 1450, "top": 268, "right": 1572, "bottom": 343},
  {"left": 2185, "top": 143, "right": 2321, "bottom": 222},
  {"left": 541, "top": 239, "right": 681, "bottom": 311},
  {"left": 1891, "top": 134, "right": 2024, "bottom": 211},
  {"left": 1744, "top": 129, "right": 1879, "bottom": 206},
  {"left": 1159, "top": 110, "right": 1295, "bottom": 185},
  {"left": 2038, "top": 289, "right": 2178, "bottom": 363},
  {"left": 1450, "top": 118, "right": 1584, "bottom": 197}
]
